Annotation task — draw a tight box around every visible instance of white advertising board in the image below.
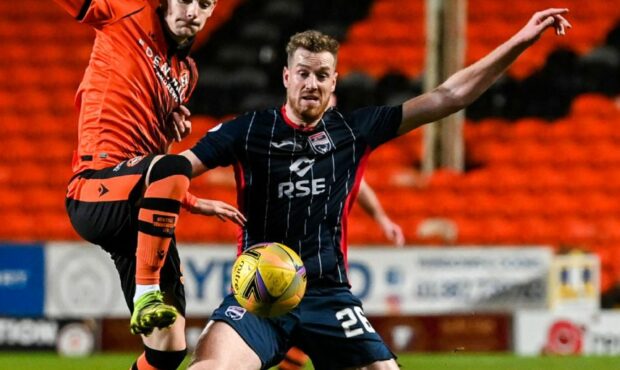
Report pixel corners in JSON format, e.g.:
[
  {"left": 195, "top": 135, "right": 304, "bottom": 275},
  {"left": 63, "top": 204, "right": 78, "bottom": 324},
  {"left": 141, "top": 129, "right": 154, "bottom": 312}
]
[
  {"left": 515, "top": 310, "right": 620, "bottom": 355},
  {"left": 45, "top": 243, "right": 553, "bottom": 317},
  {"left": 45, "top": 242, "right": 238, "bottom": 318},
  {"left": 45, "top": 242, "right": 128, "bottom": 317},
  {"left": 347, "top": 247, "right": 553, "bottom": 314}
]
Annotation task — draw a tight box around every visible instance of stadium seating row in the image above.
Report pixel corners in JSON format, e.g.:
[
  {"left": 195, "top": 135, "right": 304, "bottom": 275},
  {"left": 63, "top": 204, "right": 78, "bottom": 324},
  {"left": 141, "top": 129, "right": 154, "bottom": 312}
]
[
  {"left": 2, "top": 0, "right": 620, "bottom": 292},
  {"left": 338, "top": 0, "right": 620, "bottom": 79}
]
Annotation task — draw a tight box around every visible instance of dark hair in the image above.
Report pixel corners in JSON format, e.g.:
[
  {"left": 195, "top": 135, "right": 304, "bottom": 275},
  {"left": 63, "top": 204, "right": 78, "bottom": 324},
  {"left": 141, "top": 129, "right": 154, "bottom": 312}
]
[{"left": 286, "top": 30, "right": 339, "bottom": 63}]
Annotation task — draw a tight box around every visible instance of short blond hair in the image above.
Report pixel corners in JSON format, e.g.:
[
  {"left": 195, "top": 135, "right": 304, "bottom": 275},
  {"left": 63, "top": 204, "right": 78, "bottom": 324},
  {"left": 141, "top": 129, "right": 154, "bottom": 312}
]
[{"left": 286, "top": 30, "right": 339, "bottom": 64}]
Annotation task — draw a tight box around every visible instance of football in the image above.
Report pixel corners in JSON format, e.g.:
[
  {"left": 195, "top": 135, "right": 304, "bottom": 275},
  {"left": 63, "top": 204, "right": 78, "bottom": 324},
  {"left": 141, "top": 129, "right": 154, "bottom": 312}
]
[{"left": 231, "top": 242, "right": 307, "bottom": 317}]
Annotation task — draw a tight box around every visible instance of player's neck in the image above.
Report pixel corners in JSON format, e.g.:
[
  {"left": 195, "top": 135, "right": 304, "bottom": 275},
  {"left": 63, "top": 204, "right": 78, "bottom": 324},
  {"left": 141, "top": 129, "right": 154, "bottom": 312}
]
[{"left": 282, "top": 104, "right": 321, "bottom": 131}]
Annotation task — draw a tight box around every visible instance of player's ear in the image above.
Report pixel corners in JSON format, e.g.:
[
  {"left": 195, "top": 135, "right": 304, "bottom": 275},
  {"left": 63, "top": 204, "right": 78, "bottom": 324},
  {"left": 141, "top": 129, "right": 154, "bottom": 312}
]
[
  {"left": 331, "top": 71, "right": 338, "bottom": 93},
  {"left": 283, "top": 66, "right": 290, "bottom": 88}
]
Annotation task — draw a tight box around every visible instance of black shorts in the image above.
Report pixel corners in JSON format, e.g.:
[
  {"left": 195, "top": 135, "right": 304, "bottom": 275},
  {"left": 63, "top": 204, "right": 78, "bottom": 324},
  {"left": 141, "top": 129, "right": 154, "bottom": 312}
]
[{"left": 65, "top": 155, "right": 186, "bottom": 315}]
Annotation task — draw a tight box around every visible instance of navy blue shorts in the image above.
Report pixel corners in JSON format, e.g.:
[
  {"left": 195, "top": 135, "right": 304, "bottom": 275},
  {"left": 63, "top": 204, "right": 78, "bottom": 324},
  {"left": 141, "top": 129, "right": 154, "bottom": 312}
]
[{"left": 210, "top": 285, "right": 395, "bottom": 369}]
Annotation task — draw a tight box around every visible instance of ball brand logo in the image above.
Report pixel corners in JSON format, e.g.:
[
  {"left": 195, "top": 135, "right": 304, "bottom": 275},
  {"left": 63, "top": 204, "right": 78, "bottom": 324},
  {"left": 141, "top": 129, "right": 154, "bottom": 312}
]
[
  {"left": 241, "top": 274, "right": 261, "bottom": 301},
  {"left": 232, "top": 259, "right": 246, "bottom": 291},
  {"left": 225, "top": 306, "right": 247, "bottom": 321}
]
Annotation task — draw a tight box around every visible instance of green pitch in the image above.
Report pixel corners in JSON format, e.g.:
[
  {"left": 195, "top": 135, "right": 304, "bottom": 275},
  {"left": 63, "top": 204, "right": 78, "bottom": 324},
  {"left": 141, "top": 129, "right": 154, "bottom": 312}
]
[{"left": 0, "top": 352, "right": 619, "bottom": 369}]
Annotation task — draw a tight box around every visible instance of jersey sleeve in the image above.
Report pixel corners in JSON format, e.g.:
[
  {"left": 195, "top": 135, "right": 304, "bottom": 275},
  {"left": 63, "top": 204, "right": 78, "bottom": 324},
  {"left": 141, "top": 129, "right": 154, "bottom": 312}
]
[
  {"left": 347, "top": 105, "right": 403, "bottom": 148},
  {"left": 190, "top": 118, "right": 243, "bottom": 169},
  {"left": 54, "top": 0, "right": 146, "bottom": 26}
]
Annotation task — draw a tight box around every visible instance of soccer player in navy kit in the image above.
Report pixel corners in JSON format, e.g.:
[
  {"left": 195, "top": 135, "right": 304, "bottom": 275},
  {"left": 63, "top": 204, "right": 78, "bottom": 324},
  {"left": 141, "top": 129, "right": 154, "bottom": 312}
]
[{"left": 183, "top": 9, "right": 571, "bottom": 370}]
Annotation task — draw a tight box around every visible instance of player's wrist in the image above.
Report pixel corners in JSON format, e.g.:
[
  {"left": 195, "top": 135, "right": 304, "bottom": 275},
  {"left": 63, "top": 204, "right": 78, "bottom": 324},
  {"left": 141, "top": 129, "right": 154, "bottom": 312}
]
[{"left": 182, "top": 191, "right": 198, "bottom": 211}]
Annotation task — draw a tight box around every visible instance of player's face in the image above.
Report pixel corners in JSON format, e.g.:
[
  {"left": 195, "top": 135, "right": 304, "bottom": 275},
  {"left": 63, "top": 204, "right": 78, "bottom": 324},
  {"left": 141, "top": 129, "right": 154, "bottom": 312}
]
[
  {"left": 163, "top": 0, "right": 216, "bottom": 42},
  {"left": 283, "top": 48, "right": 338, "bottom": 125}
]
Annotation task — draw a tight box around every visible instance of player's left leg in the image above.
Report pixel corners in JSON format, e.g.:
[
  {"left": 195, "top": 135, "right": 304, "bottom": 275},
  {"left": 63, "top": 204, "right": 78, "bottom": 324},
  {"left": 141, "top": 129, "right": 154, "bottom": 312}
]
[
  {"left": 120, "top": 239, "right": 188, "bottom": 369},
  {"left": 131, "top": 154, "right": 192, "bottom": 335},
  {"left": 130, "top": 316, "right": 187, "bottom": 370}
]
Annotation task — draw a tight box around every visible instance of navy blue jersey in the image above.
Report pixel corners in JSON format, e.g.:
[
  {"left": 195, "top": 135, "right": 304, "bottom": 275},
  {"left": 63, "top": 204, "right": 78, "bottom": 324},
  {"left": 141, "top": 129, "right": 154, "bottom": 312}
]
[{"left": 191, "top": 105, "right": 402, "bottom": 287}]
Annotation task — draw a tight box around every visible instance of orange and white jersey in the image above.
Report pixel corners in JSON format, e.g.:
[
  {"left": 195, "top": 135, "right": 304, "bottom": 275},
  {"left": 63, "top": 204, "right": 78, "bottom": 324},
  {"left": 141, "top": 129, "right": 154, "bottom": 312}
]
[{"left": 55, "top": 0, "right": 198, "bottom": 173}]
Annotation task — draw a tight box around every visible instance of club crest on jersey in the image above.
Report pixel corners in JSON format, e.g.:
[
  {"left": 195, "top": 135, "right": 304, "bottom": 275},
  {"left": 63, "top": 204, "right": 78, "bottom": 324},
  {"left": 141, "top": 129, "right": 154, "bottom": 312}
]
[{"left": 308, "top": 131, "right": 334, "bottom": 154}]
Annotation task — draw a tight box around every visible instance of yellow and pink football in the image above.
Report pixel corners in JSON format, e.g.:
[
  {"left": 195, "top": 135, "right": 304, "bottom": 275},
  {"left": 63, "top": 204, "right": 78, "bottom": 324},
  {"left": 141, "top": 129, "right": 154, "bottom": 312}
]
[{"left": 231, "top": 242, "right": 307, "bottom": 317}]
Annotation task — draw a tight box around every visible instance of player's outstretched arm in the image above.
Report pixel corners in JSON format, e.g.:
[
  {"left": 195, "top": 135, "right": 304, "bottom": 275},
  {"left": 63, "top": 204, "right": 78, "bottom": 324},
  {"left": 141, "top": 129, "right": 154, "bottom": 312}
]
[
  {"left": 357, "top": 179, "right": 405, "bottom": 246},
  {"left": 183, "top": 194, "right": 246, "bottom": 226},
  {"left": 179, "top": 151, "right": 246, "bottom": 225},
  {"left": 181, "top": 150, "right": 209, "bottom": 178},
  {"left": 397, "top": 8, "right": 572, "bottom": 135}
]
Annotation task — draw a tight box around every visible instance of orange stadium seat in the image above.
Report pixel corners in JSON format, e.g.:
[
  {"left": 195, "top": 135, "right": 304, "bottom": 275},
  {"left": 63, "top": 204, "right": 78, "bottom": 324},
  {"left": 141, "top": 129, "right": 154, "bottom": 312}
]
[
  {"left": 1, "top": 137, "right": 38, "bottom": 162},
  {"left": 570, "top": 94, "right": 619, "bottom": 120},
  {"left": 511, "top": 118, "right": 551, "bottom": 142},
  {"left": 429, "top": 190, "right": 469, "bottom": 216},
  {"left": 0, "top": 186, "right": 23, "bottom": 210},
  {"left": 499, "top": 192, "right": 540, "bottom": 219}
]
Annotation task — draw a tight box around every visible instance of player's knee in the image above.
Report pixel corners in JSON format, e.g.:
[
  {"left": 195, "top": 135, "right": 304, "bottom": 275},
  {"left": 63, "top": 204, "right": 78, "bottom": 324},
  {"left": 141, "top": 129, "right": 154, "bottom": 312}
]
[
  {"left": 144, "top": 346, "right": 187, "bottom": 370},
  {"left": 148, "top": 155, "right": 192, "bottom": 183}
]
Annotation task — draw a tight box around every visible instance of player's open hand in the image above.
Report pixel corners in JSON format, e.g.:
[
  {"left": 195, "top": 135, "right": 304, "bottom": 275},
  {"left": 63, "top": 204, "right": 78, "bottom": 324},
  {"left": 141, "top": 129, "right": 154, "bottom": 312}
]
[
  {"left": 517, "top": 8, "right": 572, "bottom": 45},
  {"left": 377, "top": 216, "right": 405, "bottom": 247},
  {"left": 166, "top": 105, "right": 192, "bottom": 142},
  {"left": 189, "top": 198, "right": 247, "bottom": 226}
]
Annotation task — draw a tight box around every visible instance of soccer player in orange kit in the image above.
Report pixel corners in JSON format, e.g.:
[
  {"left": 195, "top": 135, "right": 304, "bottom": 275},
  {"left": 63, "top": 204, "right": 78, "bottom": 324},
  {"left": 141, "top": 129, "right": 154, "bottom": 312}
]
[{"left": 55, "top": 0, "right": 245, "bottom": 369}]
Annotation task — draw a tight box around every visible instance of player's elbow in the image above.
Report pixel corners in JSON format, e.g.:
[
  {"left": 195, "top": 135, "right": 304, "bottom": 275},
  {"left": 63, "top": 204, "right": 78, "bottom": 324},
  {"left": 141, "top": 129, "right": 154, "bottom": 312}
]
[
  {"left": 179, "top": 150, "right": 206, "bottom": 178},
  {"left": 436, "top": 85, "right": 468, "bottom": 113}
]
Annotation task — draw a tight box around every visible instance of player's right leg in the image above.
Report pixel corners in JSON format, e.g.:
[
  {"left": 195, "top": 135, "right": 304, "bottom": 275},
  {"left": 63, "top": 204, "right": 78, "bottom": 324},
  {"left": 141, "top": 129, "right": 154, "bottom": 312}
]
[
  {"left": 189, "top": 321, "right": 261, "bottom": 370},
  {"left": 188, "top": 293, "right": 294, "bottom": 370}
]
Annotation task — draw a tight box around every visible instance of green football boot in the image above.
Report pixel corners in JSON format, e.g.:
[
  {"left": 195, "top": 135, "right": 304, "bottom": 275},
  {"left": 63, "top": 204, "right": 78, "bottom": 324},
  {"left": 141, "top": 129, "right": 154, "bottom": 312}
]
[{"left": 130, "top": 291, "right": 178, "bottom": 336}]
